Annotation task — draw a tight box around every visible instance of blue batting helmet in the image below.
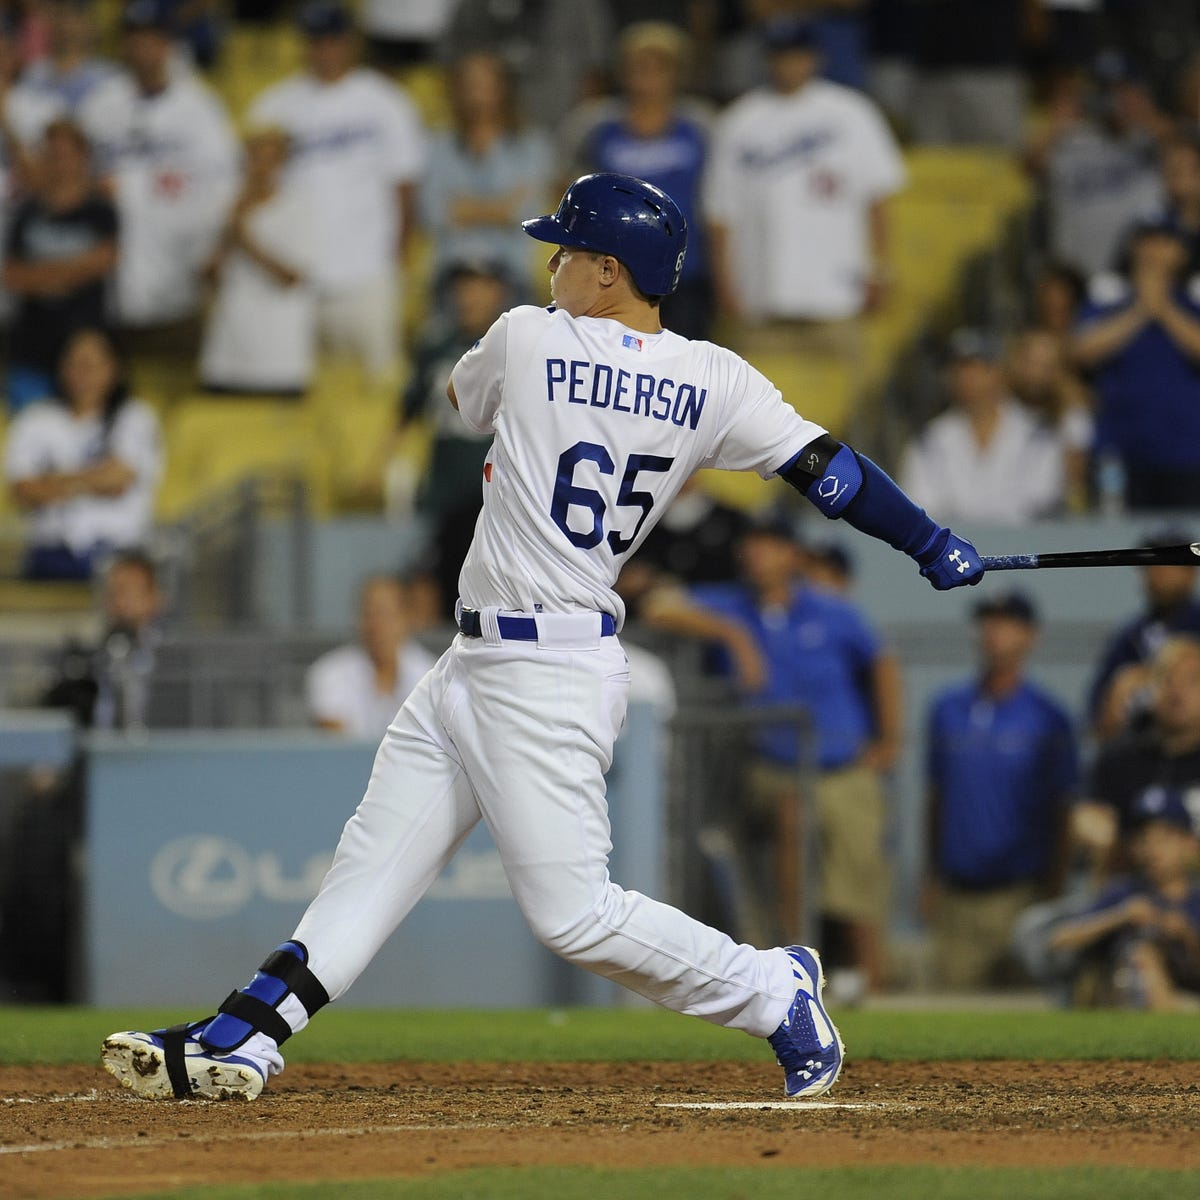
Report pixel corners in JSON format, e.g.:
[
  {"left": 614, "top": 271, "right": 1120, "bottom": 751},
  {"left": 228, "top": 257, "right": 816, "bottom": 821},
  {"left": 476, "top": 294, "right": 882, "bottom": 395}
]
[{"left": 522, "top": 173, "right": 687, "bottom": 298}]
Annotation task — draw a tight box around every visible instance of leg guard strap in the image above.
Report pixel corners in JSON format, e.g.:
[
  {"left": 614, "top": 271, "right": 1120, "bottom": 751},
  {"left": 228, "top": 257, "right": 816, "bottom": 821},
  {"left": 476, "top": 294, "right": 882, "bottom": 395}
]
[
  {"left": 199, "top": 941, "right": 329, "bottom": 1054},
  {"left": 161, "top": 1022, "right": 200, "bottom": 1099}
]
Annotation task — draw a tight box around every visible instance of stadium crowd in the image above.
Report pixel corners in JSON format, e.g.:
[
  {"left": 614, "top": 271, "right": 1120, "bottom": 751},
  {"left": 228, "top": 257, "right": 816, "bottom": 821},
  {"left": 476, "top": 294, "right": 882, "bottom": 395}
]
[{"left": 0, "top": 0, "right": 1199, "bottom": 1009}]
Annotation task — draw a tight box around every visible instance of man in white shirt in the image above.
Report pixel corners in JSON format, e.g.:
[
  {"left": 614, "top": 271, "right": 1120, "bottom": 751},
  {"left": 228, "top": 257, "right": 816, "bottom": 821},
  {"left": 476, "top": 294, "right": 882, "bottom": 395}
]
[
  {"left": 305, "top": 575, "right": 436, "bottom": 741},
  {"left": 704, "top": 18, "right": 904, "bottom": 380},
  {"left": 77, "top": 0, "right": 238, "bottom": 332},
  {"left": 899, "top": 328, "right": 1067, "bottom": 523},
  {"left": 249, "top": 2, "right": 425, "bottom": 383}
]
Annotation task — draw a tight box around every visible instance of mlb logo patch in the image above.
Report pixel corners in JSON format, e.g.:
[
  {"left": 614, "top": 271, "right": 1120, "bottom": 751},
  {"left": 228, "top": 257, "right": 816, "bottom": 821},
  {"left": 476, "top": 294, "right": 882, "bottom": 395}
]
[{"left": 622, "top": 334, "right": 643, "bottom": 351}]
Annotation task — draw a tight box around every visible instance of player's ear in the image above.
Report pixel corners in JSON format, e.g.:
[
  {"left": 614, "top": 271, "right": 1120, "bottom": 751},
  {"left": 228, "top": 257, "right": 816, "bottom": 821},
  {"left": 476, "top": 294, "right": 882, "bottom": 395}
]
[{"left": 598, "top": 255, "right": 620, "bottom": 287}]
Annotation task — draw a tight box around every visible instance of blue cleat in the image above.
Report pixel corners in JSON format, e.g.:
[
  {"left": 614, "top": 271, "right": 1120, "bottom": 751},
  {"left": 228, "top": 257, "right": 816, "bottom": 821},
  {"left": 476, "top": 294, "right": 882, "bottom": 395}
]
[
  {"left": 101, "top": 1022, "right": 266, "bottom": 1101},
  {"left": 767, "top": 945, "right": 845, "bottom": 1099}
]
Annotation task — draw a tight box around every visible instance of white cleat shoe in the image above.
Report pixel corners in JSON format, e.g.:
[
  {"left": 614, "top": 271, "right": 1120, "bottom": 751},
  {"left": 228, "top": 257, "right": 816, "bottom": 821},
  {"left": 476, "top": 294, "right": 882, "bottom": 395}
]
[{"left": 101, "top": 1024, "right": 265, "bottom": 1101}]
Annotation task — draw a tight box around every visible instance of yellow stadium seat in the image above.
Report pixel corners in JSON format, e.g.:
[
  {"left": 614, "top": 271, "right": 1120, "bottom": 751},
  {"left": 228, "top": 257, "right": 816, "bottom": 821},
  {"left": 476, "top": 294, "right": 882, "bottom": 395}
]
[{"left": 158, "top": 397, "right": 332, "bottom": 519}]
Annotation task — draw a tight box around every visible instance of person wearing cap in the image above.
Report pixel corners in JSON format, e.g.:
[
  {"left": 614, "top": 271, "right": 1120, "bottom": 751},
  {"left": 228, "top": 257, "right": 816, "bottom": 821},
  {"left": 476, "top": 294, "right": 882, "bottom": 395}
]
[
  {"left": 1049, "top": 785, "right": 1200, "bottom": 1010},
  {"left": 1073, "top": 216, "right": 1200, "bottom": 509},
  {"left": 1075, "top": 635, "right": 1200, "bottom": 880},
  {"left": 644, "top": 512, "right": 902, "bottom": 994},
  {"left": 703, "top": 15, "right": 904, "bottom": 390},
  {"left": 248, "top": 1, "right": 425, "bottom": 383},
  {"left": 76, "top": 0, "right": 238, "bottom": 334},
  {"left": 924, "top": 592, "right": 1078, "bottom": 992},
  {"left": 421, "top": 50, "right": 550, "bottom": 307},
  {"left": 392, "top": 258, "right": 514, "bottom": 609},
  {"left": 558, "top": 21, "right": 714, "bottom": 341},
  {"left": 198, "top": 125, "right": 319, "bottom": 396},
  {"left": 1087, "top": 528, "right": 1200, "bottom": 741},
  {"left": 898, "top": 326, "right": 1069, "bottom": 523}
]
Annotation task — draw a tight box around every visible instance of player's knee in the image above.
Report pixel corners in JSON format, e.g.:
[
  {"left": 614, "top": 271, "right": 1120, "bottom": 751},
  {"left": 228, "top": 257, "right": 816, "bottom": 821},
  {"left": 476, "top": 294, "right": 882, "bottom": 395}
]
[{"left": 525, "top": 887, "right": 627, "bottom": 961}]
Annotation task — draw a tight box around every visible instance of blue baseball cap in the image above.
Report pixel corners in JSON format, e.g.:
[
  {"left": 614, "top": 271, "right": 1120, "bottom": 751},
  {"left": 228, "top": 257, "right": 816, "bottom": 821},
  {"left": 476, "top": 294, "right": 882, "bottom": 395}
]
[
  {"left": 974, "top": 591, "right": 1038, "bottom": 625},
  {"left": 121, "top": 0, "right": 173, "bottom": 31},
  {"left": 761, "top": 17, "right": 820, "bottom": 53},
  {"left": 1131, "top": 787, "right": 1198, "bottom": 835},
  {"left": 298, "top": 1, "right": 354, "bottom": 37}
]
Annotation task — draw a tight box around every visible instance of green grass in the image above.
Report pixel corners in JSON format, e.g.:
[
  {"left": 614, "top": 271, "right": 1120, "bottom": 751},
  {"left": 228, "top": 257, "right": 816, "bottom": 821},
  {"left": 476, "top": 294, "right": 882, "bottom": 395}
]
[
  {"left": 4, "top": 1005, "right": 1200, "bottom": 1066},
  {"left": 98, "top": 1167, "right": 1200, "bottom": 1200}
]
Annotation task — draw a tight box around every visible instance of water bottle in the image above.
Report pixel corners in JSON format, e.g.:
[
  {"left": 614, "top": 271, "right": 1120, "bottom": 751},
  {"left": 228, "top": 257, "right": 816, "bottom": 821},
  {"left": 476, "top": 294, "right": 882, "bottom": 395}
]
[{"left": 1095, "top": 450, "right": 1126, "bottom": 517}]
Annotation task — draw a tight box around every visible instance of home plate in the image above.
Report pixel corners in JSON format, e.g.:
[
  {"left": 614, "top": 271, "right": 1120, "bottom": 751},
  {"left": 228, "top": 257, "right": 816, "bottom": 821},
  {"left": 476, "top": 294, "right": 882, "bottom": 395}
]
[{"left": 656, "top": 1101, "right": 887, "bottom": 1111}]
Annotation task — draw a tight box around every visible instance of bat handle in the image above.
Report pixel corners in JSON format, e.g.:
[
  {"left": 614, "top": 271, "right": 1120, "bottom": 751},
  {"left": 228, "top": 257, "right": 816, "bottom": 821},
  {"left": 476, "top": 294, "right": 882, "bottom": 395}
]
[{"left": 979, "top": 554, "right": 1040, "bottom": 571}]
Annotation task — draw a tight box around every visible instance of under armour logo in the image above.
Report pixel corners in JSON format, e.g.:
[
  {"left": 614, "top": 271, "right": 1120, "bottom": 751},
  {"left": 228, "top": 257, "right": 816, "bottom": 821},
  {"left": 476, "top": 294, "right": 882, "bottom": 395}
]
[{"left": 949, "top": 548, "right": 971, "bottom": 574}]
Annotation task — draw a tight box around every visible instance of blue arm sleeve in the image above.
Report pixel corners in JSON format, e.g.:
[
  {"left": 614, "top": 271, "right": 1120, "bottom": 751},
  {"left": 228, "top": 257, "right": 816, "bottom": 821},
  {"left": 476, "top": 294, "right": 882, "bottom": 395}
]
[{"left": 780, "top": 437, "right": 941, "bottom": 561}]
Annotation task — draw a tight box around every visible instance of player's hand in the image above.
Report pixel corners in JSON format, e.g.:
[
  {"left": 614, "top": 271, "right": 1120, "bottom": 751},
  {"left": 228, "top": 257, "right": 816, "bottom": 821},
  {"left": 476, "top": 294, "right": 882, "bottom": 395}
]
[{"left": 914, "top": 527, "right": 984, "bottom": 591}]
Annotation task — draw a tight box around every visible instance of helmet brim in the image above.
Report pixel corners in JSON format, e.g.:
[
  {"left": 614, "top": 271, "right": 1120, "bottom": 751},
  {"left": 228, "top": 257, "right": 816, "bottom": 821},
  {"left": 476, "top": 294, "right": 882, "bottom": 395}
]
[{"left": 521, "top": 214, "right": 597, "bottom": 251}]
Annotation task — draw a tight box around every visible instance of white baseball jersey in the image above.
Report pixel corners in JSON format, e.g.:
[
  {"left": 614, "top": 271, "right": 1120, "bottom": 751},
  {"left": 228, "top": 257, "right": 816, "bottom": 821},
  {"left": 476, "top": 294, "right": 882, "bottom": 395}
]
[
  {"left": 249, "top": 69, "right": 425, "bottom": 291},
  {"left": 452, "top": 305, "right": 827, "bottom": 626},
  {"left": 704, "top": 79, "right": 905, "bottom": 321},
  {"left": 78, "top": 67, "right": 238, "bottom": 324}
]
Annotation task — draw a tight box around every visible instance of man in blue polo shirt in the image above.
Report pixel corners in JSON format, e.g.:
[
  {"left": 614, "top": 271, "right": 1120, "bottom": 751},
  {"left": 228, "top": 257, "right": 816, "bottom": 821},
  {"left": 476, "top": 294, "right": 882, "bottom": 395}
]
[
  {"left": 644, "top": 511, "right": 901, "bottom": 996},
  {"left": 1072, "top": 217, "right": 1200, "bottom": 509},
  {"left": 925, "top": 592, "right": 1079, "bottom": 991}
]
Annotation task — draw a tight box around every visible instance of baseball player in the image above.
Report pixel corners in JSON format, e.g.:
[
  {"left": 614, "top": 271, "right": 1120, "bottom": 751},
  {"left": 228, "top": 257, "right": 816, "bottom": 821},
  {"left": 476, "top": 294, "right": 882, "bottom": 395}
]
[{"left": 101, "top": 173, "right": 984, "bottom": 1103}]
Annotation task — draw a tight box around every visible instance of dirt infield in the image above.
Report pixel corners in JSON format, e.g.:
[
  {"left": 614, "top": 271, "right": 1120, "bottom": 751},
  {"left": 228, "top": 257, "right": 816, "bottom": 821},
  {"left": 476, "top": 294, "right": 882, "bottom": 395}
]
[{"left": 2, "top": 1059, "right": 1198, "bottom": 1199}]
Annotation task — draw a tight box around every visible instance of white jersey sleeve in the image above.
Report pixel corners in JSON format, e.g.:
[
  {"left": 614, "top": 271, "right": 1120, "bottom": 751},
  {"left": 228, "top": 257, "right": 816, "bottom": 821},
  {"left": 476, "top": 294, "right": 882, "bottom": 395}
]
[
  {"left": 701, "top": 350, "right": 827, "bottom": 478},
  {"left": 450, "top": 312, "right": 510, "bottom": 434}
]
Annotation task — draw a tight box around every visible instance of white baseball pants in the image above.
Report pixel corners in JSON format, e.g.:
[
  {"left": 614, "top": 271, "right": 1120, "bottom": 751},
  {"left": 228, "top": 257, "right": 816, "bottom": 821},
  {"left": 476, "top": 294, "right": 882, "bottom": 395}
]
[{"left": 290, "top": 624, "right": 798, "bottom": 1038}]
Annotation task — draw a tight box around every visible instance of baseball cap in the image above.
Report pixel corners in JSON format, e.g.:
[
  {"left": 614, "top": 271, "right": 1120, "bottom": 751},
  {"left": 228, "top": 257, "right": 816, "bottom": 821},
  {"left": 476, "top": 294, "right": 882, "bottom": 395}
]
[
  {"left": 807, "top": 540, "right": 854, "bottom": 579},
  {"left": 1131, "top": 787, "right": 1198, "bottom": 835},
  {"left": 1126, "top": 213, "right": 1190, "bottom": 246},
  {"left": 946, "top": 327, "right": 1005, "bottom": 364},
  {"left": 441, "top": 258, "right": 514, "bottom": 287},
  {"left": 298, "top": 1, "right": 354, "bottom": 37},
  {"left": 974, "top": 591, "right": 1038, "bottom": 625},
  {"left": 121, "top": 0, "right": 173, "bottom": 32},
  {"left": 743, "top": 508, "right": 800, "bottom": 545},
  {"left": 761, "top": 17, "right": 820, "bottom": 53}
]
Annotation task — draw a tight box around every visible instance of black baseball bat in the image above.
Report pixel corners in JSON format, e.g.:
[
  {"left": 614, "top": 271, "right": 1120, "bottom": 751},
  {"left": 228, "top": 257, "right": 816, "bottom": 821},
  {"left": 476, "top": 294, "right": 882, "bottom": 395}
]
[{"left": 980, "top": 542, "right": 1200, "bottom": 571}]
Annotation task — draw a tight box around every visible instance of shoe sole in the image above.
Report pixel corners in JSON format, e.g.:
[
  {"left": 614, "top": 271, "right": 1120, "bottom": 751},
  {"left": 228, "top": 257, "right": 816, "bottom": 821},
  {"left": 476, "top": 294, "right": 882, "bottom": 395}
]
[
  {"left": 785, "top": 946, "right": 846, "bottom": 1100},
  {"left": 101, "top": 1033, "right": 263, "bottom": 1101}
]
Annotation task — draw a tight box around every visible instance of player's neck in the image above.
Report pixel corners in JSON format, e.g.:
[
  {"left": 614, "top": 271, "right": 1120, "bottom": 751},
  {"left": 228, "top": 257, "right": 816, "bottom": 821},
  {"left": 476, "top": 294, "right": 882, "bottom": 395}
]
[{"left": 581, "top": 296, "right": 662, "bottom": 334}]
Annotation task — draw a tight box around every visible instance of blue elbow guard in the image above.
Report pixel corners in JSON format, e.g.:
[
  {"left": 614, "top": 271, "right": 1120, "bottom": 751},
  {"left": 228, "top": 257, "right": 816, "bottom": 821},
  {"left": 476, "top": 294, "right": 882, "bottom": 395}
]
[{"left": 803, "top": 443, "right": 863, "bottom": 519}]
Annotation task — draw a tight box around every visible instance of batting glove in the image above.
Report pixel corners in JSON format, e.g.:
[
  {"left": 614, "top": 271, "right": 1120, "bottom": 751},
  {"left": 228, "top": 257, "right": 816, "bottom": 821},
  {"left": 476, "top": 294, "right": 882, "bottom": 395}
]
[{"left": 914, "top": 527, "right": 984, "bottom": 591}]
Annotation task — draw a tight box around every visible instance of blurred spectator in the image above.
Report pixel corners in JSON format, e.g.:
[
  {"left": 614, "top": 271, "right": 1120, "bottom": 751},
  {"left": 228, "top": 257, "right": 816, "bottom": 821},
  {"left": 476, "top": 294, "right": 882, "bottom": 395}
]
[
  {"left": 3, "top": 327, "right": 162, "bottom": 580},
  {"left": 199, "top": 126, "right": 318, "bottom": 396},
  {"left": 1074, "top": 636, "right": 1200, "bottom": 879},
  {"left": 162, "top": 0, "right": 223, "bottom": 70},
  {"left": 616, "top": 475, "right": 750, "bottom": 621},
  {"left": 712, "top": 0, "right": 870, "bottom": 103},
  {"left": 421, "top": 51, "right": 549, "bottom": 305},
  {"left": 924, "top": 592, "right": 1077, "bottom": 991},
  {"left": 1088, "top": 539, "right": 1200, "bottom": 741},
  {"left": 360, "top": 0, "right": 452, "bottom": 69},
  {"left": 41, "top": 549, "right": 165, "bottom": 729},
  {"left": 77, "top": 0, "right": 238, "bottom": 336},
  {"left": 559, "top": 21, "right": 714, "bottom": 340},
  {"left": 1049, "top": 786, "right": 1200, "bottom": 1010},
  {"left": 397, "top": 259, "right": 512, "bottom": 612},
  {"left": 644, "top": 513, "right": 901, "bottom": 993},
  {"left": 0, "top": 13, "right": 65, "bottom": 208},
  {"left": 250, "top": 1, "right": 425, "bottom": 384},
  {"left": 804, "top": 539, "right": 853, "bottom": 594},
  {"left": 21, "top": 0, "right": 116, "bottom": 112},
  {"left": 1027, "top": 65, "right": 1166, "bottom": 278},
  {"left": 305, "top": 574, "right": 436, "bottom": 739},
  {"left": 906, "top": 0, "right": 1026, "bottom": 149},
  {"left": 3, "top": 118, "right": 117, "bottom": 411},
  {"left": 1123, "top": 128, "right": 1200, "bottom": 277},
  {"left": 704, "top": 17, "right": 904, "bottom": 375},
  {"left": 1072, "top": 218, "right": 1200, "bottom": 509},
  {"left": 1030, "top": 260, "right": 1086, "bottom": 345},
  {"left": 440, "top": 0, "right": 614, "bottom": 131},
  {"left": 898, "top": 328, "right": 1067, "bottom": 523},
  {"left": 1005, "top": 327, "right": 1093, "bottom": 512}
]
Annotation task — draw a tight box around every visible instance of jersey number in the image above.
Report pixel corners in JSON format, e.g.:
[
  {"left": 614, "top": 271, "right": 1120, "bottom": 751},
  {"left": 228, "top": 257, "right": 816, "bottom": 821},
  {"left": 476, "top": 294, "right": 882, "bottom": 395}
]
[{"left": 551, "top": 441, "right": 674, "bottom": 554}]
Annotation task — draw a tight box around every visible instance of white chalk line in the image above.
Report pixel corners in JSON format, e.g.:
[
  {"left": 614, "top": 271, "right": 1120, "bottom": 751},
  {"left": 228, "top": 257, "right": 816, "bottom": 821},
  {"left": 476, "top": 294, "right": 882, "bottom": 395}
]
[
  {"left": 656, "top": 1101, "right": 895, "bottom": 1111},
  {"left": 1, "top": 1121, "right": 507, "bottom": 1157},
  {"left": 4, "top": 1089, "right": 102, "bottom": 1105}
]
